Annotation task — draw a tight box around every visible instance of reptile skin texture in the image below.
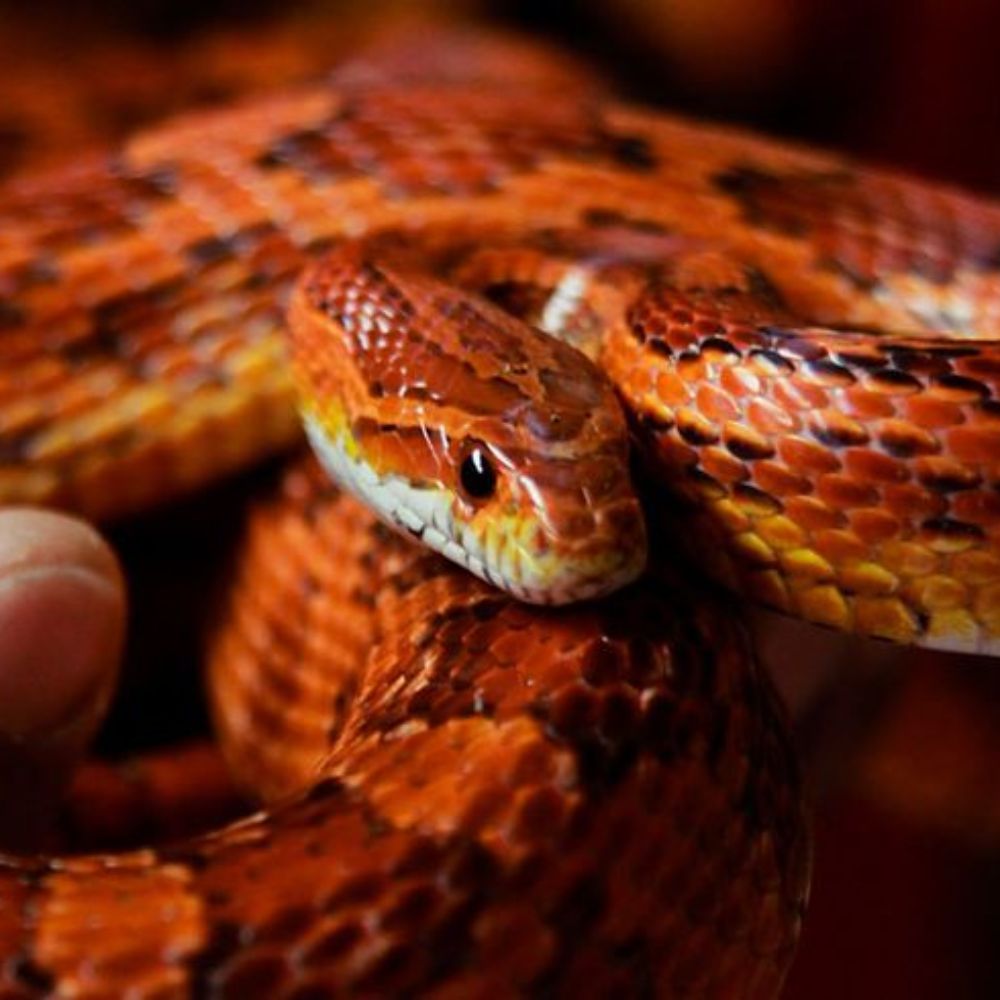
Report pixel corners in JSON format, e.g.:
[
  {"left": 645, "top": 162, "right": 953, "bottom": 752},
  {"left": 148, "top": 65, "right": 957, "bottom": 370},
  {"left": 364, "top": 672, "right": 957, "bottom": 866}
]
[
  {"left": 1, "top": 27, "right": 999, "bottom": 997},
  {"left": 0, "top": 456, "right": 807, "bottom": 998},
  {"left": 2, "top": 44, "right": 999, "bottom": 647}
]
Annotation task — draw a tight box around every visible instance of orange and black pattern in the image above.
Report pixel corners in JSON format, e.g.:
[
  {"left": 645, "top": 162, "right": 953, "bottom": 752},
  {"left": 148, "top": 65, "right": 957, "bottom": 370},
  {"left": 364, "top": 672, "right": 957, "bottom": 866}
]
[
  {"left": 3, "top": 27, "right": 1000, "bottom": 996},
  {"left": 0, "top": 458, "right": 807, "bottom": 998}
]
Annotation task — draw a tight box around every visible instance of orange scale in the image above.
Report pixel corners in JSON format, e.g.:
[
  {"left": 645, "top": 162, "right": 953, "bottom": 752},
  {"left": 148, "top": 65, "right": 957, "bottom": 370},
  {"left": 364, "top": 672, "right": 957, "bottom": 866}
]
[
  {"left": 950, "top": 549, "right": 1000, "bottom": 585},
  {"left": 778, "top": 436, "right": 841, "bottom": 475},
  {"left": 616, "top": 363, "right": 654, "bottom": 401},
  {"left": 876, "top": 418, "right": 940, "bottom": 457},
  {"left": 758, "top": 515, "right": 807, "bottom": 551},
  {"left": 836, "top": 561, "right": 898, "bottom": 597},
  {"left": 951, "top": 490, "right": 1000, "bottom": 527},
  {"left": 747, "top": 352, "right": 792, "bottom": 380},
  {"left": 746, "top": 397, "right": 798, "bottom": 435},
  {"left": 722, "top": 421, "right": 774, "bottom": 461},
  {"left": 784, "top": 495, "right": 845, "bottom": 532},
  {"left": 839, "top": 386, "right": 896, "bottom": 421},
  {"left": 902, "top": 394, "right": 965, "bottom": 429},
  {"left": 947, "top": 425, "right": 1000, "bottom": 464},
  {"left": 805, "top": 363, "right": 858, "bottom": 392},
  {"left": 815, "top": 473, "right": 879, "bottom": 510},
  {"left": 703, "top": 352, "right": 743, "bottom": 379},
  {"left": 863, "top": 368, "right": 925, "bottom": 400},
  {"left": 676, "top": 354, "right": 710, "bottom": 386},
  {"left": 809, "top": 409, "right": 871, "bottom": 448},
  {"left": 914, "top": 455, "right": 981, "bottom": 492},
  {"left": 853, "top": 596, "right": 918, "bottom": 643},
  {"left": 905, "top": 574, "right": 970, "bottom": 613},
  {"left": 778, "top": 546, "right": 834, "bottom": 582},
  {"left": 676, "top": 408, "right": 720, "bottom": 446},
  {"left": 752, "top": 461, "right": 811, "bottom": 498},
  {"left": 926, "top": 377, "right": 990, "bottom": 405},
  {"left": 956, "top": 354, "right": 1000, "bottom": 388},
  {"left": 692, "top": 470, "right": 727, "bottom": 501},
  {"left": 883, "top": 482, "right": 948, "bottom": 521},
  {"left": 719, "top": 366, "right": 760, "bottom": 398},
  {"left": 812, "top": 528, "right": 868, "bottom": 565},
  {"left": 695, "top": 383, "right": 741, "bottom": 423},
  {"left": 849, "top": 509, "right": 902, "bottom": 546},
  {"left": 657, "top": 434, "right": 700, "bottom": 469},
  {"left": 879, "top": 540, "right": 939, "bottom": 577},
  {"left": 773, "top": 378, "right": 829, "bottom": 412},
  {"left": 966, "top": 402, "right": 1000, "bottom": 429},
  {"left": 701, "top": 446, "right": 749, "bottom": 484},
  {"left": 710, "top": 497, "right": 752, "bottom": 533},
  {"left": 729, "top": 530, "right": 776, "bottom": 567},
  {"left": 654, "top": 369, "right": 691, "bottom": 406},
  {"left": 735, "top": 484, "right": 785, "bottom": 521},
  {"left": 793, "top": 584, "right": 851, "bottom": 630},
  {"left": 664, "top": 326, "right": 700, "bottom": 353},
  {"left": 842, "top": 447, "right": 909, "bottom": 485}
]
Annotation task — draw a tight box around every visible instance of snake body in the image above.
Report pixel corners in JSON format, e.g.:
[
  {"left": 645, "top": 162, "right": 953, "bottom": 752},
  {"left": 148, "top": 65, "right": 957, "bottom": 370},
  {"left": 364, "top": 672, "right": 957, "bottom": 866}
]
[{"left": 0, "top": 28, "right": 999, "bottom": 996}]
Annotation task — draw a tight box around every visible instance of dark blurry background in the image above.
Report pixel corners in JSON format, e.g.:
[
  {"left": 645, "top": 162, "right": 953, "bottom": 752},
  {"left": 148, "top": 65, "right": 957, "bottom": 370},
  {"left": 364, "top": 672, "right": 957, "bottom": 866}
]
[
  {"left": 3, "top": 0, "right": 1000, "bottom": 191},
  {"left": 2, "top": 1, "right": 999, "bottom": 997}
]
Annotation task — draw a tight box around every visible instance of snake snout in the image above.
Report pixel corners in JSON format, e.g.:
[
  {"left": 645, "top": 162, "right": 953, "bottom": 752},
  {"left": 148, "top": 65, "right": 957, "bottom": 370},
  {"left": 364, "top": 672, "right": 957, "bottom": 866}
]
[{"left": 510, "top": 452, "right": 648, "bottom": 605}]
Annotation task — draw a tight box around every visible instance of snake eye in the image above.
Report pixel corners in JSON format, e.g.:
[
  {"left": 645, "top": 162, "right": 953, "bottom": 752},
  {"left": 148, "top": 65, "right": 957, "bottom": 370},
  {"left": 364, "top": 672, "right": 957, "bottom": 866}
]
[{"left": 459, "top": 446, "right": 497, "bottom": 501}]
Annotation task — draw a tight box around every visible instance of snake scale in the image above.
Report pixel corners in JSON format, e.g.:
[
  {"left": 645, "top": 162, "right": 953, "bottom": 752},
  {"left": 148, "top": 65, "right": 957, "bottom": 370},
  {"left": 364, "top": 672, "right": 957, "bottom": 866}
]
[{"left": 1, "top": 26, "right": 999, "bottom": 998}]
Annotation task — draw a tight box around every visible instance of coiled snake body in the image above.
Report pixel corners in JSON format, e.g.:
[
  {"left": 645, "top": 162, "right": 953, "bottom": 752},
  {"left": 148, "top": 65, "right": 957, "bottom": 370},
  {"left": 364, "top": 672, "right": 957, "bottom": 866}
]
[{"left": 1, "top": 30, "right": 998, "bottom": 998}]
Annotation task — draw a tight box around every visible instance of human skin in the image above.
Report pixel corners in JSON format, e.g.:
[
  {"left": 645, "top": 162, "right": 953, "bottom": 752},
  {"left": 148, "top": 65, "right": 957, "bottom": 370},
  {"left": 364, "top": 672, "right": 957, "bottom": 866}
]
[{"left": 0, "top": 509, "right": 125, "bottom": 848}]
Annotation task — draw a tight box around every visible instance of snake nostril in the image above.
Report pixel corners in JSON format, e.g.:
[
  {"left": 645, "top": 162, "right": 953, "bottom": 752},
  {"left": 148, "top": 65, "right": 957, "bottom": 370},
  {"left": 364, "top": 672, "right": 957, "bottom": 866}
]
[{"left": 526, "top": 408, "right": 576, "bottom": 441}]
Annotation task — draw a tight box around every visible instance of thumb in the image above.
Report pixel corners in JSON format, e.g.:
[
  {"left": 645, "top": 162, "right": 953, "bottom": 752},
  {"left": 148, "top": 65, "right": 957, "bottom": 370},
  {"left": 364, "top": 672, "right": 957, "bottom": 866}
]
[{"left": 0, "top": 509, "right": 125, "bottom": 849}]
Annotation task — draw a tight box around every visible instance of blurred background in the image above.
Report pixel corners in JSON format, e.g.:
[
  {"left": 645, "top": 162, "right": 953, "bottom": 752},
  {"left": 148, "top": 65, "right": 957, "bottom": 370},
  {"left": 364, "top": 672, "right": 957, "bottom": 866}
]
[
  {"left": 1, "top": 0, "right": 999, "bottom": 996},
  {"left": 3, "top": 0, "right": 1000, "bottom": 192}
]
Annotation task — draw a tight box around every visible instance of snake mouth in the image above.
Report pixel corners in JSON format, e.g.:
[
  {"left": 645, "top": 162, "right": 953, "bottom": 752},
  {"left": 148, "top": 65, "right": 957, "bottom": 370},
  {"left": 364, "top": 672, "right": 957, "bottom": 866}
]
[
  {"left": 401, "top": 469, "right": 649, "bottom": 604},
  {"left": 421, "top": 501, "right": 648, "bottom": 605},
  {"left": 494, "top": 500, "right": 648, "bottom": 605},
  {"left": 514, "top": 542, "right": 647, "bottom": 605},
  {"left": 303, "top": 413, "right": 647, "bottom": 604}
]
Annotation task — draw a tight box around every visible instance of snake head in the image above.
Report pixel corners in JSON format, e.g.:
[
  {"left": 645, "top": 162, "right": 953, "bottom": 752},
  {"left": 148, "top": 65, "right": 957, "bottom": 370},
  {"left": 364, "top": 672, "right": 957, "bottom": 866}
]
[{"left": 288, "top": 245, "right": 647, "bottom": 604}]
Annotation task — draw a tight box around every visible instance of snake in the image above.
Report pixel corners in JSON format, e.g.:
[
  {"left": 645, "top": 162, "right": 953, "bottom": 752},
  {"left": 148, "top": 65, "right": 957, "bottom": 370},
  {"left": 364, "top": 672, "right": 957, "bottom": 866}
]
[{"left": 0, "top": 25, "right": 998, "bottom": 998}]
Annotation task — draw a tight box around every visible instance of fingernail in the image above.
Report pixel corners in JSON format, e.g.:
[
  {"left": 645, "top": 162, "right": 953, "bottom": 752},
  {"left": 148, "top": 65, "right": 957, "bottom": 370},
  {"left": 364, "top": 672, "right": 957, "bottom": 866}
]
[{"left": 0, "top": 512, "right": 124, "bottom": 742}]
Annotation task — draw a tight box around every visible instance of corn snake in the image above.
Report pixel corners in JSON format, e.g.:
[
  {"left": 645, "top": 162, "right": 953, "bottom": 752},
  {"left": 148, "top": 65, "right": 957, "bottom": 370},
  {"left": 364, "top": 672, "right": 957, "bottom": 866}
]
[{"left": 1, "top": 27, "right": 999, "bottom": 997}]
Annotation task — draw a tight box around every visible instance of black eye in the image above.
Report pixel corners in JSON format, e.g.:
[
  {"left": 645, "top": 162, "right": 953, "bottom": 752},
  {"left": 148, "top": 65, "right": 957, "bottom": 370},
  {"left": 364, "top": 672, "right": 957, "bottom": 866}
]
[{"left": 459, "top": 446, "right": 497, "bottom": 500}]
